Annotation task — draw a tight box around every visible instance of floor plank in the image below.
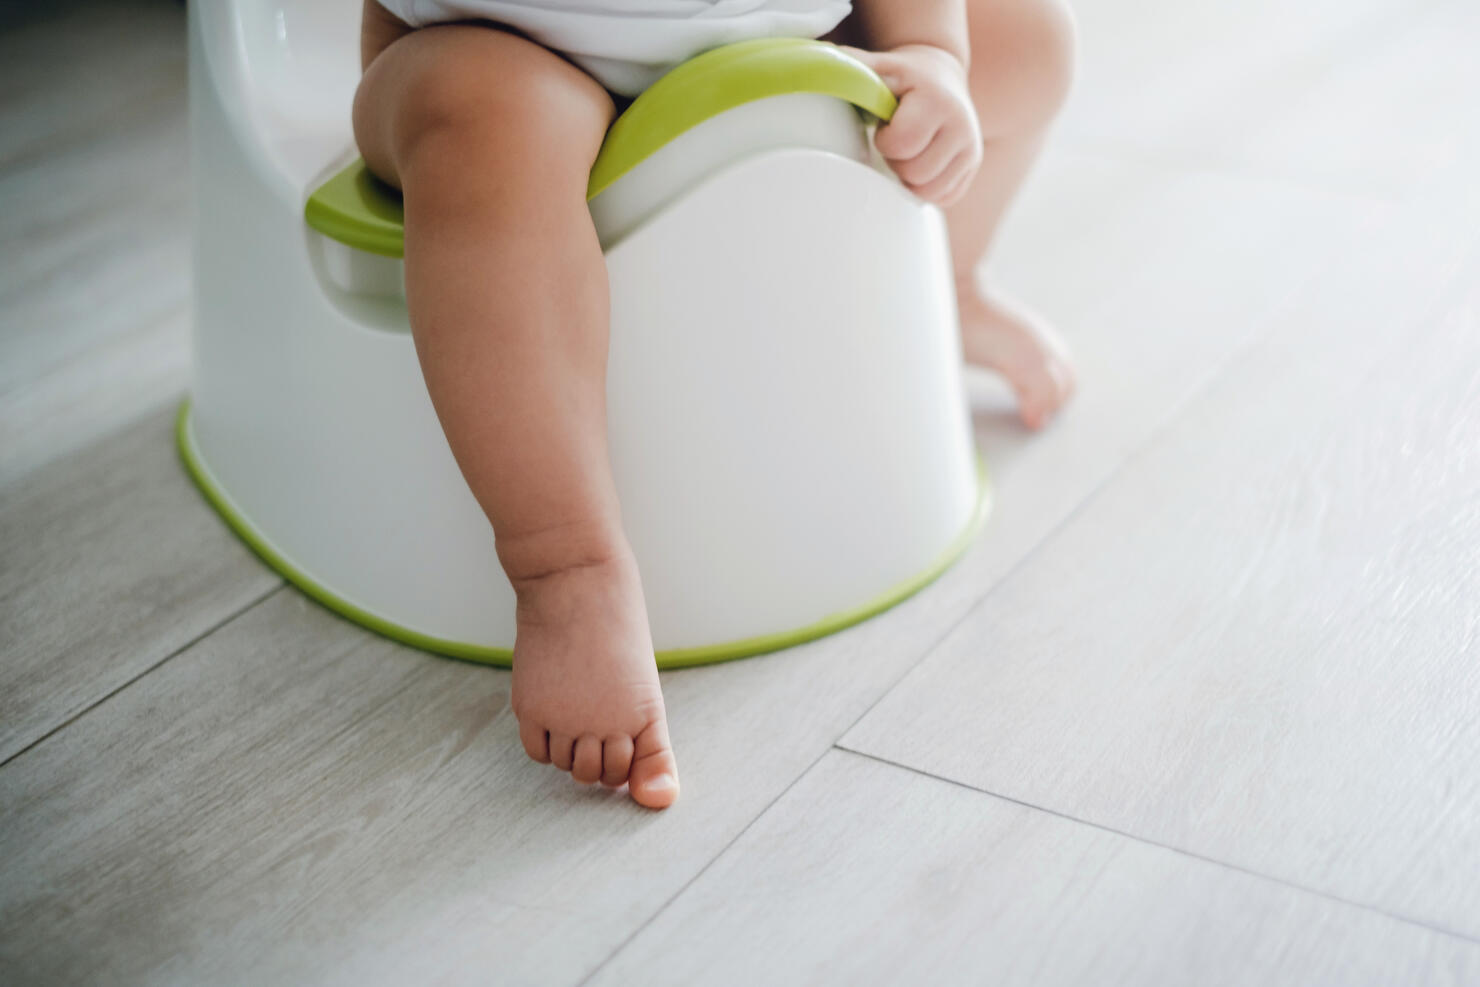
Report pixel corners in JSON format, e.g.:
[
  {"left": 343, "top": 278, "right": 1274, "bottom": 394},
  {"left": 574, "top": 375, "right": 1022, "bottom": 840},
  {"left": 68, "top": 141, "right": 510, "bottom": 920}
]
[
  {"left": 592, "top": 751, "right": 1480, "bottom": 987},
  {"left": 0, "top": 1, "right": 183, "bottom": 173},
  {"left": 0, "top": 408, "right": 281, "bottom": 763},
  {"left": 0, "top": 591, "right": 882, "bottom": 986},
  {"left": 921, "top": 149, "right": 1386, "bottom": 638},
  {"left": 0, "top": 308, "right": 190, "bottom": 487},
  {"left": 0, "top": 133, "right": 1397, "bottom": 987},
  {"left": 0, "top": 150, "right": 1399, "bottom": 983},
  {"left": 1222, "top": 0, "right": 1480, "bottom": 206},
  {"left": 0, "top": 98, "right": 187, "bottom": 397},
  {"left": 8, "top": 1, "right": 1479, "bottom": 981},
  {"left": 0, "top": 0, "right": 189, "bottom": 470},
  {"left": 842, "top": 211, "right": 1480, "bottom": 938},
  {"left": 1059, "top": 0, "right": 1475, "bottom": 203}
]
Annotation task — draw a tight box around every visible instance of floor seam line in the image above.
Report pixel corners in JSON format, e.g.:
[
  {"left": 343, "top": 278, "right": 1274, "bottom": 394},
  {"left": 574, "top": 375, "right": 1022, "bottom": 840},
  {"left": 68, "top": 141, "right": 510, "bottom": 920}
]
[
  {"left": 568, "top": 439, "right": 1136, "bottom": 981},
  {"left": 574, "top": 747, "right": 838, "bottom": 986},
  {"left": 0, "top": 581, "right": 287, "bottom": 770},
  {"left": 582, "top": 233, "right": 1380, "bottom": 978},
  {"left": 835, "top": 745, "right": 1480, "bottom": 949}
]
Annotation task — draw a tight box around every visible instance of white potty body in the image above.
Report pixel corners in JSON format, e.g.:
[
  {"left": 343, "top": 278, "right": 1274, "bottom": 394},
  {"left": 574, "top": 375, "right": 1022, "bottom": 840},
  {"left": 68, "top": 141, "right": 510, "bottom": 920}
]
[{"left": 184, "top": 2, "right": 989, "bottom": 668}]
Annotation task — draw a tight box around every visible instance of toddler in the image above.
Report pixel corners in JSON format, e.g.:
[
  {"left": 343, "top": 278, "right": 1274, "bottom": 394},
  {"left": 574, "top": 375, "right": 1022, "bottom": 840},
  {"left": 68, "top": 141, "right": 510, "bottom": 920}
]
[{"left": 354, "top": 0, "right": 1076, "bottom": 809}]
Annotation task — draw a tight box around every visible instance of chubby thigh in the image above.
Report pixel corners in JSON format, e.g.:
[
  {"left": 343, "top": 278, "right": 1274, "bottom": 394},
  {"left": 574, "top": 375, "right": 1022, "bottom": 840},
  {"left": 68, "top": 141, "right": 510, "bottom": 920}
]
[
  {"left": 352, "top": 19, "right": 616, "bottom": 193},
  {"left": 368, "top": 0, "right": 852, "bottom": 94}
]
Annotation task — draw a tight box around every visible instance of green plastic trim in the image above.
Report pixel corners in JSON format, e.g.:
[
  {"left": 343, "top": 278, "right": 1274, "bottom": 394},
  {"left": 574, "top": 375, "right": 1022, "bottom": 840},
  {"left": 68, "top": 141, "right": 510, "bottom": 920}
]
[
  {"left": 303, "top": 162, "right": 406, "bottom": 258},
  {"left": 177, "top": 399, "right": 991, "bottom": 670},
  {"left": 302, "top": 39, "right": 896, "bottom": 258},
  {"left": 586, "top": 38, "right": 897, "bottom": 199}
]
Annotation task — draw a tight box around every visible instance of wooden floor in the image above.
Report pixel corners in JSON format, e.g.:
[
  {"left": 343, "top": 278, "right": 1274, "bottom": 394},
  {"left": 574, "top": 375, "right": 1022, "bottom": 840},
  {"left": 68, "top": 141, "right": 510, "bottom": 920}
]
[{"left": 4, "top": 1, "right": 1480, "bottom": 983}]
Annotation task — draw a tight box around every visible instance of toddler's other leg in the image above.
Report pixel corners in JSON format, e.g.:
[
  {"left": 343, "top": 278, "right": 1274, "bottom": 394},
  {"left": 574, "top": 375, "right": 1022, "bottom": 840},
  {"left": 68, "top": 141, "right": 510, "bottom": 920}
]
[
  {"left": 949, "top": 0, "right": 1078, "bottom": 429},
  {"left": 354, "top": 22, "right": 679, "bottom": 808}
]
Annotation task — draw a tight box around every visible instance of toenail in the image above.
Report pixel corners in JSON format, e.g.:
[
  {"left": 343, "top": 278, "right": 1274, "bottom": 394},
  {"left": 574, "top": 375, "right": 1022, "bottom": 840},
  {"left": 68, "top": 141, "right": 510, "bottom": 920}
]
[{"left": 646, "top": 774, "right": 677, "bottom": 791}]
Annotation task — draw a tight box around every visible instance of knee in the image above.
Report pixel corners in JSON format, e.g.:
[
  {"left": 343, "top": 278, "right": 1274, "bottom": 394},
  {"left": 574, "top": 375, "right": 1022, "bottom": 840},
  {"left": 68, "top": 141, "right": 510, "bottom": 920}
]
[
  {"left": 356, "top": 29, "right": 613, "bottom": 186},
  {"left": 1026, "top": 0, "right": 1078, "bottom": 118},
  {"left": 965, "top": 0, "right": 1078, "bottom": 137}
]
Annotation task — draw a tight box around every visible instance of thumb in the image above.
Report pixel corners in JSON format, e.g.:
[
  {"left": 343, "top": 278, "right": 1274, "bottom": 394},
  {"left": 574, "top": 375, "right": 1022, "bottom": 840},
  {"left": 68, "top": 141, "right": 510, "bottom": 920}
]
[{"left": 834, "top": 44, "right": 903, "bottom": 92}]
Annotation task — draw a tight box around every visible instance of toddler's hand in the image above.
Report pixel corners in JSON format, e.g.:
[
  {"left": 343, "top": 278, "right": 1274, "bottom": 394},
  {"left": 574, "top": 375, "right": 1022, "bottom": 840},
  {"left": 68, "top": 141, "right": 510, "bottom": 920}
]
[{"left": 841, "top": 44, "right": 982, "bottom": 207}]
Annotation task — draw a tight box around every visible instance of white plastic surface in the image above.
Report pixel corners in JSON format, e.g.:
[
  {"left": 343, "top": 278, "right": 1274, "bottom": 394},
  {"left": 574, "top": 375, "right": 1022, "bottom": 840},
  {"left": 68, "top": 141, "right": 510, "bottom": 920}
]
[
  {"left": 588, "top": 92, "right": 872, "bottom": 249},
  {"left": 311, "top": 91, "right": 875, "bottom": 300},
  {"left": 187, "top": 0, "right": 980, "bottom": 653}
]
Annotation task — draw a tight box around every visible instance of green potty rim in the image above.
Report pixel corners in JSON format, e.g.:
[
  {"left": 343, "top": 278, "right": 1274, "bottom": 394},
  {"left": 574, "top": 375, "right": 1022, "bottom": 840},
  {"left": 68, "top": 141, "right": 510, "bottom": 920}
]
[
  {"left": 586, "top": 38, "right": 897, "bottom": 198},
  {"left": 176, "top": 400, "right": 990, "bottom": 670},
  {"left": 303, "top": 39, "right": 896, "bottom": 259}
]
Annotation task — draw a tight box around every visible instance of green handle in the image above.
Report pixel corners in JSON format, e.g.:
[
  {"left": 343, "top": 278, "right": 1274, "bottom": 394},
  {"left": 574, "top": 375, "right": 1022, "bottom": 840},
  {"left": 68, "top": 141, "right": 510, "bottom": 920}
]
[{"left": 586, "top": 38, "right": 898, "bottom": 200}]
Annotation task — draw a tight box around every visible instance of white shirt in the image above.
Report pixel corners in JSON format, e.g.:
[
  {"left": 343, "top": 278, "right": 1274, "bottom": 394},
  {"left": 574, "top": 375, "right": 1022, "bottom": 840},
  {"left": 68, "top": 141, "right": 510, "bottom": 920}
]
[{"left": 375, "top": 0, "right": 852, "bottom": 95}]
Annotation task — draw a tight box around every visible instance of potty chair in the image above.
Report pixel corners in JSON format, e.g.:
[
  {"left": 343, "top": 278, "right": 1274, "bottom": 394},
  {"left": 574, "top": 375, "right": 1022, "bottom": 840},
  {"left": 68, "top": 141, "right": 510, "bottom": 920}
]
[{"left": 183, "top": 0, "right": 989, "bottom": 668}]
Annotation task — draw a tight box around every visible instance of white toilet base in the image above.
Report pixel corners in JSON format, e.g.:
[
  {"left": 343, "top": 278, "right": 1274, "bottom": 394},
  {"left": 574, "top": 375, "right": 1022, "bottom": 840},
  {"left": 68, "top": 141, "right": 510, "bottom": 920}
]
[{"left": 185, "top": 0, "right": 989, "bottom": 669}]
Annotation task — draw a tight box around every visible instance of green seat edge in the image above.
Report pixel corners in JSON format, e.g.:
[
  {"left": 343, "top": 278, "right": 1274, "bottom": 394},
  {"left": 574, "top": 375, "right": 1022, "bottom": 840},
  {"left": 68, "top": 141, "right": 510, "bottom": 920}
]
[
  {"left": 303, "top": 38, "right": 897, "bottom": 258},
  {"left": 586, "top": 38, "right": 898, "bottom": 198},
  {"left": 176, "top": 399, "right": 990, "bottom": 671},
  {"left": 303, "top": 162, "right": 407, "bottom": 258}
]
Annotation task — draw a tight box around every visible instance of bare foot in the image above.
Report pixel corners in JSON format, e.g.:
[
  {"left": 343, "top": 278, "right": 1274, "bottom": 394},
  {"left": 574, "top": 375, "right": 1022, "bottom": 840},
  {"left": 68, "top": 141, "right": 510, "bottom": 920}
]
[
  {"left": 956, "top": 274, "right": 1076, "bottom": 429},
  {"left": 509, "top": 547, "right": 680, "bottom": 809}
]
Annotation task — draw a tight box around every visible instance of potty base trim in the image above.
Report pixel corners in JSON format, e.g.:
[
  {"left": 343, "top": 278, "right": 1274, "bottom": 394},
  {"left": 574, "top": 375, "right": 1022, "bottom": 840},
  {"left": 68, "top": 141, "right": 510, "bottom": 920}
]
[{"left": 176, "top": 399, "right": 991, "bottom": 669}]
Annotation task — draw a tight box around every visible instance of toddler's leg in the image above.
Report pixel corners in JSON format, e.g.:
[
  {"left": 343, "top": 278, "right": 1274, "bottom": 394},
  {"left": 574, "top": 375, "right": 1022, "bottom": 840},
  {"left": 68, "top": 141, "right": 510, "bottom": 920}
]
[
  {"left": 949, "top": 0, "right": 1078, "bottom": 428},
  {"left": 354, "top": 23, "right": 679, "bottom": 808}
]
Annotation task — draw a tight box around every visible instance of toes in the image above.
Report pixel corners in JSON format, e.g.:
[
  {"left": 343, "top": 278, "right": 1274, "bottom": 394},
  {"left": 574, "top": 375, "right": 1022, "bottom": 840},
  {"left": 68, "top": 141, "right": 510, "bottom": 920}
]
[
  {"left": 519, "top": 720, "right": 551, "bottom": 764},
  {"left": 1016, "top": 374, "right": 1053, "bottom": 429},
  {"left": 571, "top": 735, "right": 603, "bottom": 784},
  {"left": 955, "top": 284, "right": 1077, "bottom": 430},
  {"left": 1018, "top": 356, "right": 1075, "bottom": 430},
  {"left": 549, "top": 732, "right": 577, "bottom": 772},
  {"left": 1017, "top": 379, "right": 1057, "bottom": 430},
  {"left": 1052, "top": 357, "right": 1078, "bottom": 404},
  {"left": 601, "top": 734, "right": 634, "bottom": 788},
  {"left": 627, "top": 719, "right": 680, "bottom": 809}
]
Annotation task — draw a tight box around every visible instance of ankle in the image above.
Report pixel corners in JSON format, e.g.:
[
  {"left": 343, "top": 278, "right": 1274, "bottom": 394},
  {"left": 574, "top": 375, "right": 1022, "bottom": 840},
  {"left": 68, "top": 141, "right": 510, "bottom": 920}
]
[
  {"left": 954, "top": 267, "right": 987, "bottom": 297},
  {"left": 497, "top": 517, "right": 633, "bottom": 592}
]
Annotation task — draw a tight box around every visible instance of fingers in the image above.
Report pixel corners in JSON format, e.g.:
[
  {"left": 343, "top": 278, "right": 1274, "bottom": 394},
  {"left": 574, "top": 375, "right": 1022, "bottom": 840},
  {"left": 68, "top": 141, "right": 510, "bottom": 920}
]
[
  {"left": 913, "top": 147, "right": 978, "bottom": 207},
  {"left": 833, "top": 45, "right": 896, "bottom": 87},
  {"left": 832, "top": 44, "right": 930, "bottom": 97},
  {"left": 874, "top": 111, "right": 941, "bottom": 165},
  {"left": 883, "top": 110, "right": 982, "bottom": 205},
  {"left": 872, "top": 89, "right": 981, "bottom": 205},
  {"left": 889, "top": 128, "right": 962, "bottom": 188},
  {"left": 839, "top": 43, "right": 983, "bottom": 207}
]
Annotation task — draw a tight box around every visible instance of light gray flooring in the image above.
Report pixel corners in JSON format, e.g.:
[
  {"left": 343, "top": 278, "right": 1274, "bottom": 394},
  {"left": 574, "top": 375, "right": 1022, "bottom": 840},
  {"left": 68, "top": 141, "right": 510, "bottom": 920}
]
[{"left": 2, "top": 1, "right": 1478, "bottom": 984}]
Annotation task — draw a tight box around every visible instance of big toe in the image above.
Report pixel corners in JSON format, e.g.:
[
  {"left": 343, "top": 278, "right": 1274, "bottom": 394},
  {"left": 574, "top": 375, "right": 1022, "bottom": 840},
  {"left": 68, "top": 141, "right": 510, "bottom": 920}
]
[
  {"left": 1015, "top": 356, "right": 1075, "bottom": 430},
  {"left": 628, "top": 719, "right": 680, "bottom": 809}
]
